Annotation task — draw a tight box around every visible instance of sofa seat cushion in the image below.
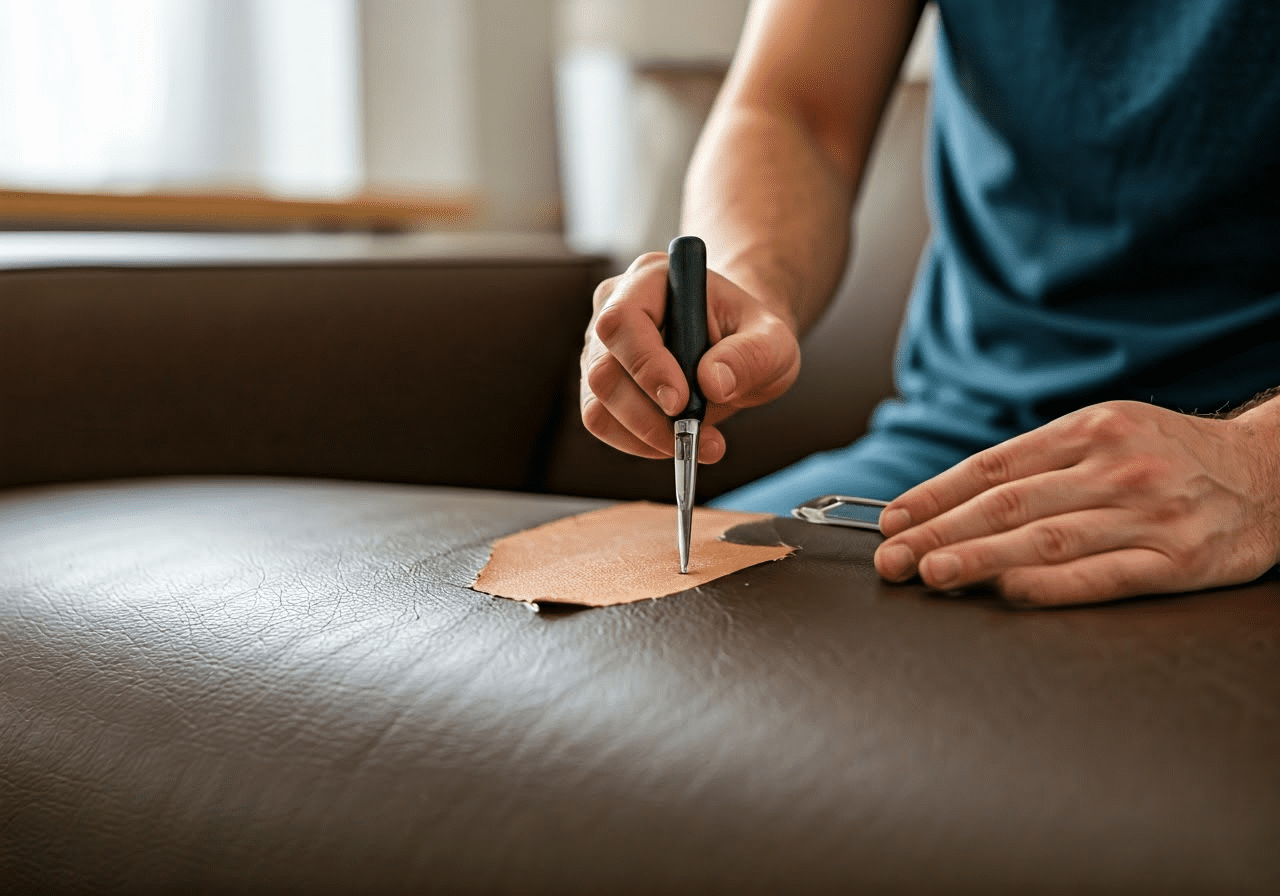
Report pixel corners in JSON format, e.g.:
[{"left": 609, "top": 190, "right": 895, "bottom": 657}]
[{"left": 2, "top": 478, "right": 1278, "bottom": 894}]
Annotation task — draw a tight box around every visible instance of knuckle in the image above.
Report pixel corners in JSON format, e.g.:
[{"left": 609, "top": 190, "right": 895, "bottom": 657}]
[
  {"left": 999, "top": 565, "right": 1090, "bottom": 606},
  {"left": 591, "top": 277, "right": 618, "bottom": 311},
  {"left": 994, "top": 570, "right": 1038, "bottom": 604},
  {"left": 1075, "top": 403, "right": 1136, "bottom": 445},
  {"left": 584, "top": 355, "right": 618, "bottom": 397},
  {"left": 579, "top": 336, "right": 606, "bottom": 370},
  {"left": 972, "top": 448, "right": 1014, "bottom": 487},
  {"left": 581, "top": 395, "right": 611, "bottom": 435},
  {"left": 620, "top": 251, "right": 670, "bottom": 281},
  {"left": 905, "top": 491, "right": 945, "bottom": 529},
  {"left": 629, "top": 349, "right": 671, "bottom": 390},
  {"left": 982, "top": 485, "right": 1026, "bottom": 528},
  {"left": 1030, "top": 522, "right": 1075, "bottom": 562},
  {"left": 1099, "top": 564, "right": 1138, "bottom": 599},
  {"left": 755, "top": 314, "right": 795, "bottom": 356},
  {"left": 949, "top": 548, "right": 981, "bottom": 582},
  {"left": 1066, "top": 563, "right": 1131, "bottom": 605},
  {"left": 593, "top": 302, "right": 629, "bottom": 344},
  {"left": 634, "top": 250, "right": 668, "bottom": 270},
  {"left": 904, "top": 525, "right": 946, "bottom": 558}
]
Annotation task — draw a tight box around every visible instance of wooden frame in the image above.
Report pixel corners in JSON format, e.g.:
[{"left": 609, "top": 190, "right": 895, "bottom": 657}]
[{"left": 0, "top": 188, "right": 477, "bottom": 232}]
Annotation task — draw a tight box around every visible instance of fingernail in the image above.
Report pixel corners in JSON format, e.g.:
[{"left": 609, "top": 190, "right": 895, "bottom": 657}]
[
  {"left": 712, "top": 362, "right": 736, "bottom": 399},
  {"left": 880, "top": 544, "right": 916, "bottom": 580},
  {"left": 880, "top": 508, "right": 911, "bottom": 535},
  {"left": 656, "top": 385, "right": 681, "bottom": 415},
  {"left": 924, "top": 552, "right": 960, "bottom": 587}
]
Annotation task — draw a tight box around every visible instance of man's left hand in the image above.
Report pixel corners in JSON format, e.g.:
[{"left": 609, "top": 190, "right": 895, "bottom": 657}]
[{"left": 873, "top": 400, "right": 1280, "bottom": 606}]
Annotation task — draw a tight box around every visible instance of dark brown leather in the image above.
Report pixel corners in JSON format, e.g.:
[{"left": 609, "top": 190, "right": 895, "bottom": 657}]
[
  {"left": 3, "top": 478, "right": 1277, "bottom": 894},
  {"left": 0, "top": 234, "right": 605, "bottom": 493}
]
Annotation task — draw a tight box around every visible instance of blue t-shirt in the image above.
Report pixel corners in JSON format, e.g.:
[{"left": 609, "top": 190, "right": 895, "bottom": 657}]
[{"left": 883, "top": 0, "right": 1280, "bottom": 445}]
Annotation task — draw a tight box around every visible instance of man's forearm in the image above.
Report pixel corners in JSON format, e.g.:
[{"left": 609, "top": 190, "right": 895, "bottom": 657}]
[
  {"left": 679, "top": 0, "right": 921, "bottom": 340},
  {"left": 682, "top": 103, "right": 855, "bottom": 338}
]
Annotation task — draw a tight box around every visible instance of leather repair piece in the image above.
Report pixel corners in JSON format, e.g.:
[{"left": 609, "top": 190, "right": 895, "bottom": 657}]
[{"left": 471, "top": 502, "right": 793, "bottom": 606}]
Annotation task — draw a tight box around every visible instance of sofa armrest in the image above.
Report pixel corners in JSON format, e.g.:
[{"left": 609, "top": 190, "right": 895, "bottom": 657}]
[{"left": 0, "top": 232, "right": 605, "bottom": 492}]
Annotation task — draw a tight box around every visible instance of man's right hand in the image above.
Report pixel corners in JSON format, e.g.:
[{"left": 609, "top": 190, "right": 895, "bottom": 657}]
[
  {"left": 577, "top": 0, "right": 922, "bottom": 463},
  {"left": 579, "top": 251, "right": 801, "bottom": 464}
]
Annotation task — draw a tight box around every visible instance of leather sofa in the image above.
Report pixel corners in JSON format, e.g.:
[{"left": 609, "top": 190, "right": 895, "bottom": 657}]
[{"left": 3, "top": 84, "right": 1278, "bottom": 894}]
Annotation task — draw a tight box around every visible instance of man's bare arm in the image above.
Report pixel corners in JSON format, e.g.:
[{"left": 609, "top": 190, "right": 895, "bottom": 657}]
[
  {"left": 581, "top": 0, "right": 922, "bottom": 463},
  {"left": 684, "top": 0, "right": 922, "bottom": 335}
]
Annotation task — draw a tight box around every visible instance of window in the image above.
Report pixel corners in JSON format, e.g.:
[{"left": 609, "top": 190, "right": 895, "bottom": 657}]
[{"left": 0, "top": 0, "right": 473, "bottom": 230}]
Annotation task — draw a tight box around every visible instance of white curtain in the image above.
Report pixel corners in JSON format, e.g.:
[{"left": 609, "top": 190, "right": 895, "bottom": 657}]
[{"left": 0, "top": 0, "right": 363, "bottom": 198}]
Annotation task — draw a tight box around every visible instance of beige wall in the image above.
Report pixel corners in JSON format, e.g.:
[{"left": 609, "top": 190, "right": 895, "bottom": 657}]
[
  {"left": 359, "top": 0, "right": 479, "bottom": 195},
  {"left": 358, "top": 0, "right": 759, "bottom": 234},
  {"left": 358, "top": 1, "right": 935, "bottom": 236},
  {"left": 469, "top": 0, "right": 562, "bottom": 230},
  {"left": 558, "top": 2, "right": 935, "bottom": 258},
  {"left": 360, "top": 0, "right": 562, "bottom": 231},
  {"left": 557, "top": 0, "right": 750, "bottom": 61}
]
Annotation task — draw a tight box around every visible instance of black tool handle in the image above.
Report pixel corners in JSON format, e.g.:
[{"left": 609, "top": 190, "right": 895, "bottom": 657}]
[{"left": 664, "top": 235, "right": 709, "bottom": 422}]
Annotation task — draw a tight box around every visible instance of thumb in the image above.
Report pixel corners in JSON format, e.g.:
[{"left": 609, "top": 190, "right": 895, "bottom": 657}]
[{"left": 697, "top": 318, "right": 800, "bottom": 408}]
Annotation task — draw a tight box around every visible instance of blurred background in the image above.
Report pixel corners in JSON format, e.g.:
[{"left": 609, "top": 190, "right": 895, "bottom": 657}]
[{"left": 0, "top": 0, "right": 934, "bottom": 258}]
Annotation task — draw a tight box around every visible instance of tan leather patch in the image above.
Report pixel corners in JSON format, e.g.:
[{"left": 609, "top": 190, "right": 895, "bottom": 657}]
[{"left": 471, "top": 502, "right": 793, "bottom": 606}]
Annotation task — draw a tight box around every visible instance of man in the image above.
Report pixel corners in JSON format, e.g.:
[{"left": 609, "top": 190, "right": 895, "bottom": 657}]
[{"left": 578, "top": 0, "right": 1280, "bottom": 606}]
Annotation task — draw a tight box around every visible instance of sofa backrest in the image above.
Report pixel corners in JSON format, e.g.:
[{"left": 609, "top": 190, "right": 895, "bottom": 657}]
[{"left": 0, "top": 234, "right": 604, "bottom": 493}]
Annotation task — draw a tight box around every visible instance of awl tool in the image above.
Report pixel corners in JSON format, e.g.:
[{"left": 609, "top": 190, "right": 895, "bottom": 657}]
[{"left": 664, "top": 235, "right": 709, "bottom": 574}]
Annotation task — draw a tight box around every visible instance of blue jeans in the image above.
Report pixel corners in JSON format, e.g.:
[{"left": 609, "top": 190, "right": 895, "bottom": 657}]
[{"left": 712, "top": 398, "right": 1008, "bottom": 516}]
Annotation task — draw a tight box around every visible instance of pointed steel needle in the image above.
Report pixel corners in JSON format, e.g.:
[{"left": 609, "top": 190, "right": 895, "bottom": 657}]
[{"left": 674, "top": 418, "right": 700, "bottom": 573}]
